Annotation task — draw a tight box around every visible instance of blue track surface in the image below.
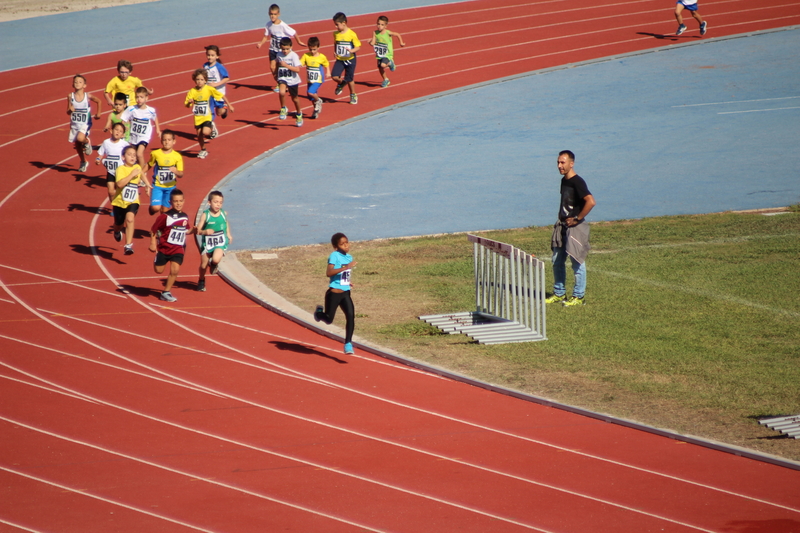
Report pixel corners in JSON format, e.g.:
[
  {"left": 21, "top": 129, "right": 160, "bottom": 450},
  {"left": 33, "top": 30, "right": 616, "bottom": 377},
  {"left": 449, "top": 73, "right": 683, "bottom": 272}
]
[
  {"left": 222, "top": 28, "right": 800, "bottom": 250},
  {"left": 0, "top": 0, "right": 461, "bottom": 71}
]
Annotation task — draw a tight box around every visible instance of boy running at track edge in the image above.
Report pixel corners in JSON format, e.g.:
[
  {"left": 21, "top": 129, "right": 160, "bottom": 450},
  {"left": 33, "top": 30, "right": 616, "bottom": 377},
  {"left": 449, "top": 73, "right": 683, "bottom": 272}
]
[
  {"left": 112, "top": 145, "right": 151, "bottom": 256},
  {"left": 196, "top": 190, "right": 233, "bottom": 292},
  {"left": 150, "top": 189, "right": 194, "bottom": 303},
  {"left": 314, "top": 233, "right": 357, "bottom": 355},
  {"left": 331, "top": 12, "right": 361, "bottom": 105},
  {"left": 368, "top": 16, "right": 405, "bottom": 88},
  {"left": 67, "top": 74, "right": 102, "bottom": 173},
  {"left": 257, "top": 4, "right": 306, "bottom": 93},
  {"left": 675, "top": 0, "right": 708, "bottom": 36},
  {"left": 145, "top": 130, "right": 184, "bottom": 215}
]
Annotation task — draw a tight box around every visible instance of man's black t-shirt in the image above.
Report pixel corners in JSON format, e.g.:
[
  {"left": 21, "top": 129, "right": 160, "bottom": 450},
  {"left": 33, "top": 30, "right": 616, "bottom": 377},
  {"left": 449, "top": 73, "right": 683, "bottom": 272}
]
[{"left": 559, "top": 174, "right": 591, "bottom": 221}]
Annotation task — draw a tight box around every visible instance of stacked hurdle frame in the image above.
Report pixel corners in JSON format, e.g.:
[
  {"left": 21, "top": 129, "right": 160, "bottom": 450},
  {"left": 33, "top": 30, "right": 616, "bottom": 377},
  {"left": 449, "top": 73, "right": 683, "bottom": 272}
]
[{"left": 419, "top": 234, "right": 547, "bottom": 345}]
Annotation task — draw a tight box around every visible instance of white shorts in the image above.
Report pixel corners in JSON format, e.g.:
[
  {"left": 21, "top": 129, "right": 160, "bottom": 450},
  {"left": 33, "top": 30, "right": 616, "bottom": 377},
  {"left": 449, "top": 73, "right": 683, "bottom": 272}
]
[{"left": 69, "top": 123, "right": 90, "bottom": 143}]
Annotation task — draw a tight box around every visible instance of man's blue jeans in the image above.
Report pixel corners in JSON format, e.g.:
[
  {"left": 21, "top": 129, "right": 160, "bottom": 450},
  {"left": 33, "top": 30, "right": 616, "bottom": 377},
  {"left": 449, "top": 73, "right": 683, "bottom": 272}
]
[{"left": 552, "top": 247, "right": 586, "bottom": 298}]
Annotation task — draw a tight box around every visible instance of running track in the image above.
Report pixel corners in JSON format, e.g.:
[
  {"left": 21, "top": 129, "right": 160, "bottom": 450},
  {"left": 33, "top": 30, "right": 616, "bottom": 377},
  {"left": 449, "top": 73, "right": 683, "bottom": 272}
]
[{"left": 1, "top": 1, "right": 800, "bottom": 531}]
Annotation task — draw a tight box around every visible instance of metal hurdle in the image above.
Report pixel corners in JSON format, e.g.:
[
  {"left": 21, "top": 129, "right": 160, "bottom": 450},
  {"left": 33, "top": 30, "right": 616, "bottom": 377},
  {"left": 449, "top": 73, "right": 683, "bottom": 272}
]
[{"left": 419, "top": 234, "right": 547, "bottom": 345}]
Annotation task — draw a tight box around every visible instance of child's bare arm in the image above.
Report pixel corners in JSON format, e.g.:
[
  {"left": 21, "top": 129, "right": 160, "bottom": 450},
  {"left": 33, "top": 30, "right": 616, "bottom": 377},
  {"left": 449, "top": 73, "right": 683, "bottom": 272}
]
[
  {"left": 391, "top": 31, "right": 406, "bottom": 47},
  {"left": 223, "top": 95, "right": 234, "bottom": 113},
  {"left": 66, "top": 95, "right": 74, "bottom": 115},
  {"left": 294, "top": 35, "right": 306, "bottom": 48},
  {"left": 90, "top": 94, "right": 103, "bottom": 119},
  {"left": 256, "top": 35, "right": 268, "bottom": 49},
  {"left": 149, "top": 232, "right": 158, "bottom": 253},
  {"left": 153, "top": 115, "right": 161, "bottom": 138}
]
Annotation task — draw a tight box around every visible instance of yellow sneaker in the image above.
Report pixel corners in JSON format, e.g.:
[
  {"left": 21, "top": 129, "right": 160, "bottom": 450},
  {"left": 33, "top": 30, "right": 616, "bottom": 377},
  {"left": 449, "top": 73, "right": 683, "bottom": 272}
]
[
  {"left": 563, "top": 296, "right": 585, "bottom": 307},
  {"left": 545, "top": 294, "right": 566, "bottom": 304}
]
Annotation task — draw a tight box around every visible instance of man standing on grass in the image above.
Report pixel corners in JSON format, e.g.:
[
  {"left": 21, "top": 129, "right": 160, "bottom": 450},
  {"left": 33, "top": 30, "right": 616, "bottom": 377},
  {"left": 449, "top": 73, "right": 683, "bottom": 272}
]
[{"left": 546, "top": 150, "right": 596, "bottom": 307}]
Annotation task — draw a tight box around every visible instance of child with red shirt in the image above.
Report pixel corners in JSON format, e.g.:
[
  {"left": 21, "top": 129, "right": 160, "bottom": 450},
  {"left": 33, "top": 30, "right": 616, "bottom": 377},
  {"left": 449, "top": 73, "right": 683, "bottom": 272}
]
[{"left": 149, "top": 189, "right": 193, "bottom": 302}]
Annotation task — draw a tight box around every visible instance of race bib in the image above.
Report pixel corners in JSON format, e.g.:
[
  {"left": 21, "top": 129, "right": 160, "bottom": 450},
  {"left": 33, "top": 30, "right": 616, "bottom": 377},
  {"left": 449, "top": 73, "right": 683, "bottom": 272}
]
[
  {"left": 335, "top": 43, "right": 352, "bottom": 57},
  {"left": 192, "top": 101, "right": 209, "bottom": 116},
  {"left": 121, "top": 183, "right": 138, "bottom": 203},
  {"left": 277, "top": 67, "right": 291, "bottom": 80},
  {"left": 71, "top": 111, "right": 89, "bottom": 124},
  {"left": 103, "top": 157, "right": 120, "bottom": 174},
  {"left": 204, "top": 231, "right": 227, "bottom": 252},
  {"left": 130, "top": 118, "right": 150, "bottom": 137},
  {"left": 373, "top": 42, "right": 389, "bottom": 58},
  {"left": 167, "top": 225, "right": 187, "bottom": 246},
  {"left": 339, "top": 269, "right": 351, "bottom": 287},
  {"left": 307, "top": 68, "right": 322, "bottom": 84},
  {"left": 270, "top": 35, "right": 281, "bottom": 51},
  {"left": 156, "top": 167, "right": 173, "bottom": 185}
]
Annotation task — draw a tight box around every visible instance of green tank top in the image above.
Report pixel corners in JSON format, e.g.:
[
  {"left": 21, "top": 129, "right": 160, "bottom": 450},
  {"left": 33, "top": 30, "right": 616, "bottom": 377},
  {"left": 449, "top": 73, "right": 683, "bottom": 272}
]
[
  {"left": 373, "top": 30, "right": 393, "bottom": 60},
  {"left": 201, "top": 209, "right": 228, "bottom": 252}
]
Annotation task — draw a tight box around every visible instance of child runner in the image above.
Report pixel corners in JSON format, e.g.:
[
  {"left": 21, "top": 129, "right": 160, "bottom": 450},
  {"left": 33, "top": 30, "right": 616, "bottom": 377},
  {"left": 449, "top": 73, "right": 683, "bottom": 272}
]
[
  {"left": 67, "top": 74, "right": 102, "bottom": 173},
  {"left": 202, "top": 45, "right": 231, "bottom": 140},
  {"left": 276, "top": 37, "right": 304, "bottom": 127},
  {"left": 367, "top": 16, "right": 406, "bottom": 88},
  {"left": 675, "top": 0, "right": 708, "bottom": 36},
  {"left": 112, "top": 145, "right": 152, "bottom": 255},
  {"left": 196, "top": 190, "right": 233, "bottom": 292},
  {"left": 149, "top": 189, "right": 193, "bottom": 302},
  {"left": 331, "top": 12, "right": 361, "bottom": 105},
  {"left": 104, "top": 60, "right": 153, "bottom": 107},
  {"left": 120, "top": 86, "right": 160, "bottom": 169},
  {"left": 314, "top": 232, "right": 357, "bottom": 355},
  {"left": 185, "top": 69, "right": 234, "bottom": 159},
  {"left": 256, "top": 4, "right": 306, "bottom": 93},
  {"left": 96, "top": 122, "right": 130, "bottom": 204},
  {"left": 301, "top": 37, "right": 330, "bottom": 119},
  {"left": 104, "top": 92, "right": 131, "bottom": 142},
  {"left": 145, "top": 130, "right": 184, "bottom": 215}
]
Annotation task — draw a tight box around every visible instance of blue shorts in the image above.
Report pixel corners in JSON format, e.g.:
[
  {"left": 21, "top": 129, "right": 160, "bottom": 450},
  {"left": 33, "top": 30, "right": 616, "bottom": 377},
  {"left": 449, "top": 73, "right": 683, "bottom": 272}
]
[
  {"left": 677, "top": 1, "right": 699, "bottom": 10},
  {"left": 151, "top": 186, "right": 175, "bottom": 208},
  {"left": 332, "top": 58, "right": 357, "bottom": 83},
  {"left": 269, "top": 50, "right": 279, "bottom": 62},
  {"left": 308, "top": 82, "right": 322, "bottom": 95}
]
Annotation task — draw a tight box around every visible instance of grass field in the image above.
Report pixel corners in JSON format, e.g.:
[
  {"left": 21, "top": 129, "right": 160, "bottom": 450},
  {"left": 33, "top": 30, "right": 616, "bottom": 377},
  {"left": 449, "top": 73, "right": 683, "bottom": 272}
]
[{"left": 239, "top": 209, "right": 800, "bottom": 461}]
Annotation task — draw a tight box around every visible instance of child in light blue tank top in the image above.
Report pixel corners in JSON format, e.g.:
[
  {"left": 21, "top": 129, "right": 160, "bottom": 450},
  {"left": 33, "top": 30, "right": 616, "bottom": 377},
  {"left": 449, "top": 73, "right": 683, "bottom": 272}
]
[{"left": 314, "top": 232, "right": 357, "bottom": 354}]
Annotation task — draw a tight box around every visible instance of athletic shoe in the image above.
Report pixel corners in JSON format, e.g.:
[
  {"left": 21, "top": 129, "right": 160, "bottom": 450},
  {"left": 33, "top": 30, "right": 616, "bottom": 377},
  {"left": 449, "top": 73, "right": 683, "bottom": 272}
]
[
  {"left": 344, "top": 342, "right": 355, "bottom": 355},
  {"left": 123, "top": 243, "right": 134, "bottom": 255},
  {"left": 700, "top": 22, "right": 708, "bottom": 35},
  {"left": 273, "top": 86, "right": 280, "bottom": 93},
  {"left": 350, "top": 93, "right": 358, "bottom": 105},
  {"left": 196, "top": 280, "right": 206, "bottom": 292},
  {"left": 381, "top": 79, "right": 391, "bottom": 88},
  {"left": 545, "top": 294, "right": 566, "bottom": 304},
  {"left": 210, "top": 122, "right": 219, "bottom": 139},
  {"left": 563, "top": 296, "right": 585, "bottom": 307},
  {"left": 389, "top": 60, "right": 396, "bottom": 72},
  {"left": 296, "top": 114, "right": 304, "bottom": 127},
  {"left": 209, "top": 261, "right": 219, "bottom": 275},
  {"left": 219, "top": 106, "right": 228, "bottom": 119},
  {"left": 279, "top": 107, "right": 288, "bottom": 120},
  {"left": 676, "top": 24, "right": 687, "bottom": 35},
  {"left": 84, "top": 143, "right": 93, "bottom": 155},
  {"left": 78, "top": 161, "right": 89, "bottom": 173},
  {"left": 314, "top": 305, "right": 324, "bottom": 322},
  {"left": 160, "top": 291, "right": 177, "bottom": 302},
  {"left": 114, "top": 230, "right": 122, "bottom": 243},
  {"left": 335, "top": 83, "right": 344, "bottom": 95},
  {"left": 312, "top": 99, "right": 322, "bottom": 119}
]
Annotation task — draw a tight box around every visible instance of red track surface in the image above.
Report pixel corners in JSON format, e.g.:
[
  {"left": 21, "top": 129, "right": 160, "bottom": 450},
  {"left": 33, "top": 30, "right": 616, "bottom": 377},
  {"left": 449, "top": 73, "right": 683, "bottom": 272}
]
[{"left": 2, "top": 1, "right": 800, "bottom": 531}]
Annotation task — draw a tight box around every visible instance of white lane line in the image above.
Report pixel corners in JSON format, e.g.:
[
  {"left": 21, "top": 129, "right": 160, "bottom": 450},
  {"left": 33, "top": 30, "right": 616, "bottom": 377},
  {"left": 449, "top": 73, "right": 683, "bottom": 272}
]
[
  {"left": 0, "top": 372, "right": 99, "bottom": 405},
  {"left": 0, "top": 369, "right": 701, "bottom": 532},
  {"left": 0, "top": 415, "right": 532, "bottom": 533},
  {"left": 0, "top": 464, "right": 223, "bottom": 533},
  {"left": 0, "top": 263, "right": 126, "bottom": 299},
  {"left": 0, "top": 332, "right": 224, "bottom": 398},
  {"left": 672, "top": 95, "right": 800, "bottom": 108},
  {"left": 718, "top": 105, "right": 800, "bottom": 115},
  {"left": 0, "top": 518, "right": 45, "bottom": 533},
  {"left": 38, "top": 306, "right": 339, "bottom": 390}
]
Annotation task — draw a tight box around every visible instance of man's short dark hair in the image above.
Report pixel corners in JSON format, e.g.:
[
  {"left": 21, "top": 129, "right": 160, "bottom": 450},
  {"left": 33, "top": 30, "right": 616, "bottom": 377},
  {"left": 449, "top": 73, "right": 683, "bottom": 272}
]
[{"left": 559, "top": 150, "right": 575, "bottom": 162}]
